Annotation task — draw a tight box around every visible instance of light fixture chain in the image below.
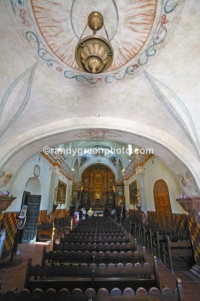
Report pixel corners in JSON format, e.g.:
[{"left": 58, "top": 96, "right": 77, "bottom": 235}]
[
  {"left": 78, "top": 23, "right": 88, "bottom": 43},
  {"left": 103, "top": 24, "right": 111, "bottom": 42}
]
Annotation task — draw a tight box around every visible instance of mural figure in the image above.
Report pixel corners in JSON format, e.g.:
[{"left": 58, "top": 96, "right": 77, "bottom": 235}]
[
  {"left": 0, "top": 171, "right": 13, "bottom": 188},
  {"left": 178, "top": 171, "right": 198, "bottom": 195}
]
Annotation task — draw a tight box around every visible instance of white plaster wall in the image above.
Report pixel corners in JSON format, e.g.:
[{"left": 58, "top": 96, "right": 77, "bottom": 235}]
[
  {"left": 143, "top": 157, "right": 184, "bottom": 214},
  {"left": 7, "top": 154, "right": 52, "bottom": 212}
]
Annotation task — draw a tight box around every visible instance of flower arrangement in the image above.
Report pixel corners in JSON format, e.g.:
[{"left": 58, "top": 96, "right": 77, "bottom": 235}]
[
  {"left": 0, "top": 191, "right": 13, "bottom": 197},
  {"left": 179, "top": 193, "right": 190, "bottom": 199}
]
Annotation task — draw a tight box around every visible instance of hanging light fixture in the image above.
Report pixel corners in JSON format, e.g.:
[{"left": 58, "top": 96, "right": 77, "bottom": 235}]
[{"left": 75, "top": 11, "right": 114, "bottom": 74}]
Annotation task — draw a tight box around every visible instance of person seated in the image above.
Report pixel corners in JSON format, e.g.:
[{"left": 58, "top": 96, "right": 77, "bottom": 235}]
[{"left": 87, "top": 208, "right": 93, "bottom": 218}]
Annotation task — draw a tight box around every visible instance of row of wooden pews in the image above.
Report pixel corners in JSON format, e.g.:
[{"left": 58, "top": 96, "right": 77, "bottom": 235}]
[
  {"left": 129, "top": 219, "right": 194, "bottom": 272},
  {"left": 0, "top": 216, "right": 184, "bottom": 301},
  {"left": 0, "top": 279, "right": 183, "bottom": 301}
]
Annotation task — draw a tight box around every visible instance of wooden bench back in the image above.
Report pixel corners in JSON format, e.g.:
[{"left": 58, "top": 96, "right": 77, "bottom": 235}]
[
  {"left": 42, "top": 247, "right": 146, "bottom": 265},
  {"left": 0, "top": 278, "right": 183, "bottom": 301}
]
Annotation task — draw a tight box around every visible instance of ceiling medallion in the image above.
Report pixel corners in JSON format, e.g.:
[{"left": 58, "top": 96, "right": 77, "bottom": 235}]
[{"left": 75, "top": 12, "right": 114, "bottom": 74}]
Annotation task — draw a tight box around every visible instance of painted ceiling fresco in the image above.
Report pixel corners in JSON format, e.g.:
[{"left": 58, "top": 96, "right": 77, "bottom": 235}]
[{"left": 8, "top": 0, "right": 185, "bottom": 83}]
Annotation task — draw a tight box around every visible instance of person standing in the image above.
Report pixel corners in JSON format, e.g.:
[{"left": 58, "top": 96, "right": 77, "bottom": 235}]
[
  {"left": 82, "top": 207, "right": 86, "bottom": 219},
  {"left": 74, "top": 208, "right": 79, "bottom": 220},
  {"left": 87, "top": 208, "right": 93, "bottom": 218},
  {"left": 73, "top": 208, "right": 79, "bottom": 228}
]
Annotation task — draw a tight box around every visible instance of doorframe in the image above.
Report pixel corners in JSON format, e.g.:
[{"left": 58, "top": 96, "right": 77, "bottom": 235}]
[{"left": 19, "top": 191, "right": 30, "bottom": 243}]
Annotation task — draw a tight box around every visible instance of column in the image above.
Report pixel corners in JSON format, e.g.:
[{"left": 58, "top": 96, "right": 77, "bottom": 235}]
[
  {"left": 47, "top": 165, "right": 60, "bottom": 214},
  {"left": 135, "top": 165, "right": 148, "bottom": 225}
]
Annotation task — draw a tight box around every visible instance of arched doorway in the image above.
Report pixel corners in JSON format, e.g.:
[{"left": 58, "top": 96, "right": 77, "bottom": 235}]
[
  {"left": 25, "top": 177, "right": 41, "bottom": 194},
  {"left": 81, "top": 164, "right": 115, "bottom": 210},
  {"left": 153, "top": 179, "right": 173, "bottom": 230}
]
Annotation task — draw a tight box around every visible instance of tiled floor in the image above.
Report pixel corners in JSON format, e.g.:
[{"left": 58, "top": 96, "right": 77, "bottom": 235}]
[{"left": 0, "top": 234, "right": 199, "bottom": 301}]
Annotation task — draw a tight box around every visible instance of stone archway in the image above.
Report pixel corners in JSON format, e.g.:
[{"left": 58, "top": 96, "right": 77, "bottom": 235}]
[{"left": 153, "top": 179, "right": 173, "bottom": 230}]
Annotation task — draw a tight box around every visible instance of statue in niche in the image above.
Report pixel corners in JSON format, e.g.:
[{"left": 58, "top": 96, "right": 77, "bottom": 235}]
[
  {"left": 96, "top": 175, "right": 100, "bottom": 184},
  {"left": 110, "top": 156, "right": 117, "bottom": 166},
  {"left": 80, "top": 157, "right": 87, "bottom": 166},
  {"left": 108, "top": 194, "right": 113, "bottom": 204}
]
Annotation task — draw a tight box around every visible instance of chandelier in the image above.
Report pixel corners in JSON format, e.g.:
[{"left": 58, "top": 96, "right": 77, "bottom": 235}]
[{"left": 75, "top": 12, "right": 114, "bottom": 74}]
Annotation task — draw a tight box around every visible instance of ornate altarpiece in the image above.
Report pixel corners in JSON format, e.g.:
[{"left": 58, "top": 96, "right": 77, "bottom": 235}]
[{"left": 81, "top": 165, "right": 115, "bottom": 209}]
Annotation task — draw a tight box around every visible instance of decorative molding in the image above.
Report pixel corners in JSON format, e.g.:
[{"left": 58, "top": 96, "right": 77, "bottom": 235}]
[
  {"left": 74, "top": 129, "right": 121, "bottom": 140},
  {"left": 40, "top": 152, "right": 73, "bottom": 181}
]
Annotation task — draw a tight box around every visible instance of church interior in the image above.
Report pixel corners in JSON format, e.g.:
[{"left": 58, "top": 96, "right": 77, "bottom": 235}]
[{"left": 0, "top": 0, "right": 200, "bottom": 300}]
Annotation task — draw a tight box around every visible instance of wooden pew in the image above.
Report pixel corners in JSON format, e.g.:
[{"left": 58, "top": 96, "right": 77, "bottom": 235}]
[
  {"left": 53, "top": 240, "right": 137, "bottom": 252},
  {"left": 151, "top": 230, "right": 174, "bottom": 260},
  {"left": 36, "top": 222, "right": 54, "bottom": 242},
  {"left": 41, "top": 247, "right": 146, "bottom": 265},
  {"left": 160, "top": 236, "right": 193, "bottom": 272},
  {"left": 0, "top": 278, "right": 183, "bottom": 301},
  {"left": 25, "top": 257, "right": 159, "bottom": 292},
  {"left": 60, "top": 236, "right": 130, "bottom": 244}
]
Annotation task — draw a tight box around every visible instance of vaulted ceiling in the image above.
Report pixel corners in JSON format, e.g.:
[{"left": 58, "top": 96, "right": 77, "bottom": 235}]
[{"left": 0, "top": 0, "right": 200, "bottom": 194}]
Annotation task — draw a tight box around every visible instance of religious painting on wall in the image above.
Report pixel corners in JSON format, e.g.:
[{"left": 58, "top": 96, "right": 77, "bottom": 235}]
[
  {"left": 115, "top": 196, "right": 125, "bottom": 206},
  {"left": 56, "top": 180, "right": 67, "bottom": 204},
  {"left": 129, "top": 181, "right": 138, "bottom": 205}
]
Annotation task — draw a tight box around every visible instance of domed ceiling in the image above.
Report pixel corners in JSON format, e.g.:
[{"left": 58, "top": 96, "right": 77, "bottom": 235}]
[{"left": 8, "top": 0, "right": 184, "bottom": 83}]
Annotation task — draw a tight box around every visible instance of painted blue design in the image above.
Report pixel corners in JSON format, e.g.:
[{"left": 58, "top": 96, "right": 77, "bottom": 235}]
[
  {"left": 26, "top": 31, "right": 57, "bottom": 67},
  {"left": 17, "top": 0, "right": 24, "bottom": 6},
  {"left": 10, "top": 0, "right": 16, "bottom": 13},
  {"left": 64, "top": 71, "right": 98, "bottom": 84},
  {"left": 164, "top": 0, "right": 180, "bottom": 14},
  {"left": 145, "top": 72, "right": 200, "bottom": 158},
  {"left": 10, "top": 0, "right": 24, "bottom": 13},
  {"left": 38, "top": 48, "right": 56, "bottom": 67},
  {"left": 105, "top": 64, "right": 139, "bottom": 83},
  {"left": 10, "top": 0, "right": 184, "bottom": 84},
  {"left": 26, "top": 31, "right": 40, "bottom": 50},
  {"left": 138, "top": 29, "right": 167, "bottom": 66},
  {"left": 0, "top": 64, "right": 37, "bottom": 139}
]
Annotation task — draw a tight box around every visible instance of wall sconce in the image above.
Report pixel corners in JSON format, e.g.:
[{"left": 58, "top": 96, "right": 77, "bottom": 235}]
[{"left": 75, "top": 11, "right": 114, "bottom": 74}]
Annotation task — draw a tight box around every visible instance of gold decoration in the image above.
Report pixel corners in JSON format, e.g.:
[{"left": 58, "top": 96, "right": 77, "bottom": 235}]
[
  {"left": 75, "top": 11, "right": 114, "bottom": 74},
  {"left": 88, "top": 11, "right": 104, "bottom": 32},
  {"left": 81, "top": 42, "right": 108, "bottom": 73}
]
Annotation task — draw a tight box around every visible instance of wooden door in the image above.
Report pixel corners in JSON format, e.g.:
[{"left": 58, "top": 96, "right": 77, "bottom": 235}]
[
  {"left": 153, "top": 180, "right": 172, "bottom": 230},
  {"left": 20, "top": 195, "right": 41, "bottom": 244}
]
